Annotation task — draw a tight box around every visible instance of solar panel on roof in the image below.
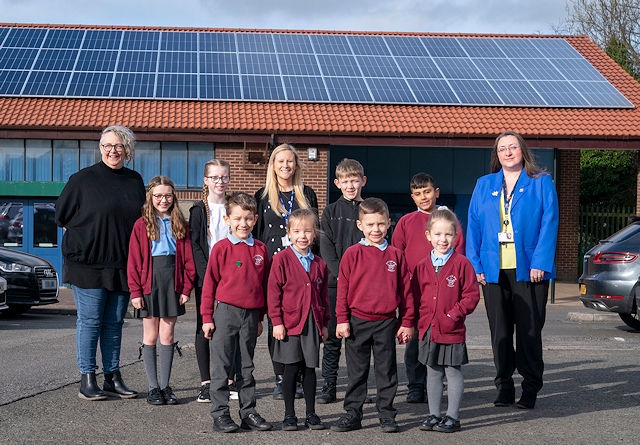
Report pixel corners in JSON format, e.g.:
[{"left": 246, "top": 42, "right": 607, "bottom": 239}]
[{"left": 0, "top": 26, "right": 632, "bottom": 108}]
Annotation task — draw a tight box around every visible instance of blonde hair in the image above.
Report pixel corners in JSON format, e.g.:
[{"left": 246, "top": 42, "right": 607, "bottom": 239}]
[
  {"left": 142, "top": 176, "right": 187, "bottom": 240},
  {"left": 335, "top": 158, "right": 365, "bottom": 179},
  {"left": 100, "top": 125, "right": 135, "bottom": 163},
  {"left": 202, "top": 158, "right": 231, "bottom": 237},
  {"left": 261, "top": 143, "right": 310, "bottom": 215},
  {"left": 426, "top": 207, "right": 459, "bottom": 235},
  {"left": 287, "top": 208, "right": 319, "bottom": 234}
]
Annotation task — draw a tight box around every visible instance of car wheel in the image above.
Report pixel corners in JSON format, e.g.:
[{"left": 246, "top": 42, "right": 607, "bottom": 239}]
[
  {"left": 5, "top": 304, "right": 31, "bottom": 315},
  {"left": 619, "top": 313, "right": 640, "bottom": 330}
]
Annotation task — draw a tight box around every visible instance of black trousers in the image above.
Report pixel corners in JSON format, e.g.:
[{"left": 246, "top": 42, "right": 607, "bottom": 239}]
[
  {"left": 483, "top": 269, "right": 548, "bottom": 395},
  {"left": 343, "top": 316, "right": 398, "bottom": 420},
  {"left": 320, "top": 287, "right": 342, "bottom": 383}
]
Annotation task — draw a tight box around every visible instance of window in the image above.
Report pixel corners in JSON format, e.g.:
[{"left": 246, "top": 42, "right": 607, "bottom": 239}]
[
  {"left": 187, "top": 142, "right": 215, "bottom": 188},
  {"left": 80, "top": 140, "right": 99, "bottom": 169},
  {"left": 0, "top": 139, "right": 24, "bottom": 181},
  {"left": 161, "top": 141, "right": 187, "bottom": 186},
  {"left": 26, "top": 139, "right": 52, "bottom": 181},
  {"left": 134, "top": 141, "right": 160, "bottom": 184},
  {"left": 53, "top": 140, "right": 79, "bottom": 181}
]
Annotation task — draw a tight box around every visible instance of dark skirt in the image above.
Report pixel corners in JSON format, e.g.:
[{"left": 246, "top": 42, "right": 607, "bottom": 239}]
[
  {"left": 134, "top": 255, "right": 185, "bottom": 319},
  {"left": 272, "top": 310, "right": 320, "bottom": 368},
  {"left": 418, "top": 327, "right": 469, "bottom": 367}
]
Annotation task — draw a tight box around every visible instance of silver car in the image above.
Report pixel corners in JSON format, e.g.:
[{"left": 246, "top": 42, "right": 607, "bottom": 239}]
[{"left": 579, "top": 220, "right": 640, "bottom": 329}]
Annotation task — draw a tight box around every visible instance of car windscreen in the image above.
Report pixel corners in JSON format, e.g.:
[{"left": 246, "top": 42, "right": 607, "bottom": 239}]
[{"left": 606, "top": 223, "right": 640, "bottom": 245}]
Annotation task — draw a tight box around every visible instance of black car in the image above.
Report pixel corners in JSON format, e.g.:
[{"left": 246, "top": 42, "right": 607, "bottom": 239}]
[
  {"left": 0, "top": 247, "right": 59, "bottom": 315},
  {"left": 0, "top": 277, "right": 7, "bottom": 311},
  {"left": 579, "top": 220, "right": 640, "bottom": 329}
]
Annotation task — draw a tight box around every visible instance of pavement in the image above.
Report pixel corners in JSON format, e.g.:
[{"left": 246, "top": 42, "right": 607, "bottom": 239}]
[{"left": 39, "top": 280, "right": 618, "bottom": 323}]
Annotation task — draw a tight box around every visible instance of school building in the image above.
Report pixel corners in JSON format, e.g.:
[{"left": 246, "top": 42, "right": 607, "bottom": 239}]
[{"left": 1, "top": 23, "right": 639, "bottom": 281}]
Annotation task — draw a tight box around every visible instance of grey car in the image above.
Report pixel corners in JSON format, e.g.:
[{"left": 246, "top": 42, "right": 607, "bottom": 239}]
[{"left": 579, "top": 219, "right": 640, "bottom": 329}]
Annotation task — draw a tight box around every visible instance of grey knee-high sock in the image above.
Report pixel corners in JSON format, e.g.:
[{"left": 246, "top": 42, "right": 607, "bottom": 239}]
[
  {"left": 427, "top": 364, "right": 445, "bottom": 417},
  {"left": 159, "top": 343, "right": 175, "bottom": 389},
  {"left": 444, "top": 366, "right": 464, "bottom": 420},
  {"left": 142, "top": 343, "right": 158, "bottom": 390}
]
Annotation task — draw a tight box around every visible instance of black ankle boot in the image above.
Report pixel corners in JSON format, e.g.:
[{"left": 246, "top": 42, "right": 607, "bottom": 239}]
[
  {"left": 273, "top": 375, "right": 284, "bottom": 400},
  {"left": 104, "top": 370, "right": 138, "bottom": 399},
  {"left": 79, "top": 372, "right": 107, "bottom": 401},
  {"left": 317, "top": 381, "right": 337, "bottom": 404}
]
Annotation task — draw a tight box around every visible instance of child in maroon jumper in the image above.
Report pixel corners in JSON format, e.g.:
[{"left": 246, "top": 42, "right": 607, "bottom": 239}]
[
  {"left": 331, "top": 197, "right": 415, "bottom": 434},
  {"left": 268, "top": 208, "right": 330, "bottom": 431},
  {"left": 412, "top": 208, "right": 479, "bottom": 433},
  {"left": 201, "top": 192, "right": 272, "bottom": 433}
]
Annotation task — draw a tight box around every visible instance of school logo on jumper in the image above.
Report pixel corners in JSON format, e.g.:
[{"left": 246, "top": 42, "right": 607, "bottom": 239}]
[
  {"left": 446, "top": 274, "right": 457, "bottom": 288},
  {"left": 385, "top": 260, "right": 397, "bottom": 272},
  {"left": 254, "top": 255, "right": 265, "bottom": 266},
  {"left": 316, "top": 277, "right": 323, "bottom": 290}
]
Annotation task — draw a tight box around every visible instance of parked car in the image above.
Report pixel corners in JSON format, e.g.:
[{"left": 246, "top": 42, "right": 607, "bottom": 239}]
[
  {"left": 0, "top": 247, "right": 59, "bottom": 315},
  {"left": 0, "top": 277, "right": 8, "bottom": 311},
  {"left": 0, "top": 202, "right": 22, "bottom": 245},
  {"left": 579, "top": 219, "right": 640, "bottom": 329}
]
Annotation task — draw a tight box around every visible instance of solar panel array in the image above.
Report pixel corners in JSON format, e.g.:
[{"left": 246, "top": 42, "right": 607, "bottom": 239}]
[{"left": 0, "top": 26, "right": 632, "bottom": 108}]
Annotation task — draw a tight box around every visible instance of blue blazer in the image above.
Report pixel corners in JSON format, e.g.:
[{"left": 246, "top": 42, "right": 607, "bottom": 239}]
[{"left": 466, "top": 169, "right": 559, "bottom": 283}]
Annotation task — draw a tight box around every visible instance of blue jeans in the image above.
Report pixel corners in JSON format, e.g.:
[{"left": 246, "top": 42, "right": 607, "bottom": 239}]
[{"left": 72, "top": 285, "right": 130, "bottom": 374}]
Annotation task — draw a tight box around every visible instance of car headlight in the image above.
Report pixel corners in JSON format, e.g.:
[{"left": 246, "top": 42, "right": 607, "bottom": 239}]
[{"left": 0, "top": 260, "right": 32, "bottom": 273}]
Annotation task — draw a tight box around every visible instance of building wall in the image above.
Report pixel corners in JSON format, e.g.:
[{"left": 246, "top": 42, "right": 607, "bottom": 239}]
[{"left": 556, "top": 149, "right": 581, "bottom": 281}]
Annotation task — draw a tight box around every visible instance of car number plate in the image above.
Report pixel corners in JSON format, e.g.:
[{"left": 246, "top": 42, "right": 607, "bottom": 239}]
[
  {"left": 579, "top": 284, "right": 586, "bottom": 295},
  {"left": 41, "top": 279, "right": 57, "bottom": 290}
]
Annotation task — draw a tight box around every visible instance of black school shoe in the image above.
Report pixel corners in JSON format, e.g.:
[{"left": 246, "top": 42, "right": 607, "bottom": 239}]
[
  {"left": 406, "top": 387, "right": 426, "bottom": 403},
  {"left": 213, "top": 414, "right": 240, "bottom": 433},
  {"left": 433, "top": 415, "right": 461, "bottom": 433},
  {"left": 241, "top": 412, "right": 273, "bottom": 431},
  {"left": 516, "top": 391, "right": 537, "bottom": 409},
  {"left": 282, "top": 415, "right": 298, "bottom": 431},
  {"left": 161, "top": 386, "right": 178, "bottom": 405},
  {"left": 305, "top": 413, "right": 326, "bottom": 430},
  {"left": 147, "top": 387, "right": 165, "bottom": 405},
  {"left": 419, "top": 414, "right": 442, "bottom": 431},
  {"left": 379, "top": 417, "right": 399, "bottom": 433},
  {"left": 330, "top": 413, "right": 362, "bottom": 432},
  {"left": 493, "top": 387, "right": 515, "bottom": 407}
]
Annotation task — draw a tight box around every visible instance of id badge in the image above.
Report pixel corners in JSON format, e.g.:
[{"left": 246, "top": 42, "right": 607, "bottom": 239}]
[
  {"left": 498, "top": 232, "right": 514, "bottom": 243},
  {"left": 281, "top": 235, "right": 292, "bottom": 247}
]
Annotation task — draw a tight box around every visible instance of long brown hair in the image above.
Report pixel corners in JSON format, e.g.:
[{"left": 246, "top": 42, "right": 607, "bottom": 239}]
[
  {"left": 202, "top": 158, "right": 230, "bottom": 237},
  {"left": 490, "top": 130, "right": 545, "bottom": 177},
  {"left": 261, "top": 143, "right": 310, "bottom": 215},
  {"left": 142, "top": 175, "right": 187, "bottom": 240}
]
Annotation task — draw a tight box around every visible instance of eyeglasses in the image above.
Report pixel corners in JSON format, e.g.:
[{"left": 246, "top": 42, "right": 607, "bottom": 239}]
[
  {"left": 152, "top": 194, "right": 174, "bottom": 201},
  {"left": 206, "top": 175, "right": 230, "bottom": 184},
  {"left": 100, "top": 143, "right": 125, "bottom": 152},
  {"left": 497, "top": 144, "right": 520, "bottom": 153}
]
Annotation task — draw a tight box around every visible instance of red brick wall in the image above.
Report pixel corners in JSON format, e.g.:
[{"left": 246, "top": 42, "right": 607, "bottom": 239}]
[{"left": 556, "top": 149, "right": 580, "bottom": 281}]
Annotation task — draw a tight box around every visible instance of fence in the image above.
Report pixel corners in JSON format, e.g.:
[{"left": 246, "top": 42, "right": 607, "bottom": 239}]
[{"left": 578, "top": 204, "right": 637, "bottom": 274}]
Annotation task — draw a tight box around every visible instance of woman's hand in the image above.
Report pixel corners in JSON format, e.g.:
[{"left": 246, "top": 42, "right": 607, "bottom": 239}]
[
  {"left": 530, "top": 268, "right": 545, "bottom": 283},
  {"left": 131, "top": 297, "right": 144, "bottom": 310},
  {"left": 476, "top": 273, "right": 486, "bottom": 286}
]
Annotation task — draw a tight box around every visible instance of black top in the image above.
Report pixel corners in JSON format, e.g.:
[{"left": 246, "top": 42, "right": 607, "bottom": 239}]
[
  {"left": 319, "top": 196, "right": 364, "bottom": 287},
  {"left": 253, "top": 185, "right": 318, "bottom": 258},
  {"left": 188, "top": 200, "right": 209, "bottom": 288},
  {"left": 55, "top": 161, "right": 145, "bottom": 291}
]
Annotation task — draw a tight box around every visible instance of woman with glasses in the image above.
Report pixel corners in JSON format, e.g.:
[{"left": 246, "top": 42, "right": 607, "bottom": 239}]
[
  {"left": 128, "top": 176, "right": 196, "bottom": 405},
  {"left": 253, "top": 143, "right": 318, "bottom": 399},
  {"left": 56, "top": 125, "right": 146, "bottom": 401},
  {"left": 188, "top": 159, "right": 239, "bottom": 403},
  {"left": 466, "top": 130, "right": 559, "bottom": 410}
]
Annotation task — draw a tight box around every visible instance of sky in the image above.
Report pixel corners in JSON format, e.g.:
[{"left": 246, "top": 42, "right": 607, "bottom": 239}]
[{"left": 0, "top": 0, "right": 571, "bottom": 35}]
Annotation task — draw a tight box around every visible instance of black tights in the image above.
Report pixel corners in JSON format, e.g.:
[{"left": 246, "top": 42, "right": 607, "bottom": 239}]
[{"left": 282, "top": 361, "right": 316, "bottom": 418}]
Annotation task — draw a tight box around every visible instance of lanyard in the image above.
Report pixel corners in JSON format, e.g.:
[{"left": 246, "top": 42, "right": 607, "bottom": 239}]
[
  {"left": 501, "top": 177, "right": 516, "bottom": 228},
  {"left": 279, "top": 189, "right": 295, "bottom": 225}
]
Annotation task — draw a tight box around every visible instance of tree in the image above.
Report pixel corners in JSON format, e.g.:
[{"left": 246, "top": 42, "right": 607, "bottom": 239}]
[
  {"left": 580, "top": 149, "right": 638, "bottom": 206},
  {"left": 561, "top": 0, "right": 640, "bottom": 79}
]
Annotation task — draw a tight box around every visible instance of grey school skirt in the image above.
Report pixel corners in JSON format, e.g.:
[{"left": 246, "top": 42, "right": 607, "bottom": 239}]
[
  {"left": 418, "top": 327, "right": 469, "bottom": 367},
  {"left": 272, "top": 310, "right": 320, "bottom": 368},
  {"left": 134, "top": 255, "right": 185, "bottom": 319}
]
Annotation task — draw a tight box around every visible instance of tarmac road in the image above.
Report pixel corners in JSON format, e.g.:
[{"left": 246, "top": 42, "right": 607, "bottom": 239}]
[{"left": 1, "top": 282, "right": 639, "bottom": 444}]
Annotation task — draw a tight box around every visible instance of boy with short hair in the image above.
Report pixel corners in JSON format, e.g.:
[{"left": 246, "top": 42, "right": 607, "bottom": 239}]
[
  {"left": 201, "top": 192, "right": 272, "bottom": 433},
  {"left": 391, "top": 172, "right": 465, "bottom": 403},
  {"left": 331, "top": 197, "right": 415, "bottom": 433},
  {"left": 318, "top": 158, "right": 367, "bottom": 404}
]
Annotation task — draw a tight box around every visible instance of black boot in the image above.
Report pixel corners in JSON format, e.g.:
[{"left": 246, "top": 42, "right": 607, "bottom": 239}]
[
  {"left": 317, "top": 380, "right": 337, "bottom": 404},
  {"left": 104, "top": 370, "right": 138, "bottom": 399},
  {"left": 78, "top": 372, "right": 107, "bottom": 401},
  {"left": 273, "top": 375, "right": 284, "bottom": 400}
]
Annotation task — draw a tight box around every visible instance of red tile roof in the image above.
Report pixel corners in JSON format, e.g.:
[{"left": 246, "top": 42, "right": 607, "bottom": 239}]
[{"left": 1, "top": 24, "right": 639, "bottom": 148}]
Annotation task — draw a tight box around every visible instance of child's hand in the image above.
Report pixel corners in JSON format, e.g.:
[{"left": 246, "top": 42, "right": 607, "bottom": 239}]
[
  {"left": 336, "top": 322, "right": 351, "bottom": 339},
  {"left": 131, "top": 297, "right": 144, "bottom": 310},
  {"left": 257, "top": 320, "right": 263, "bottom": 337},
  {"left": 396, "top": 326, "right": 414, "bottom": 344},
  {"left": 321, "top": 326, "right": 329, "bottom": 342},
  {"left": 273, "top": 324, "right": 286, "bottom": 340},
  {"left": 202, "top": 322, "right": 214, "bottom": 340},
  {"left": 178, "top": 293, "right": 190, "bottom": 305}
]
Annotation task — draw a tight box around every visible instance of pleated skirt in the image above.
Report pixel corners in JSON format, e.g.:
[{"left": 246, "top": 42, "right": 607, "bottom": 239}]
[
  {"left": 134, "top": 255, "right": 185, "bottom": 319},
  {"left": 272, "top": 310, "right": 320, "bottom": 368},
  {"left": 418, "top": 327, "right": 469, "bottom": 367}
]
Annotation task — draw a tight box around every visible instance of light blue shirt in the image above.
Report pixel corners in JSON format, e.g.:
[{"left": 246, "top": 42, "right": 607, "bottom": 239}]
[
  {"left": 291, "top": 246, "right": 314, "bottom": 272},
  {"left": 151, "top": 217, "right": 176, "bottom": 256},
  {"left": 431, "top": 249, "right": 453, "bottom": 267},
  {"left": 359, "top": 238, "right": 388, "bottom": 251},
  {"left": 228, "top": 233, "right": 255, "bottom": 246}
]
